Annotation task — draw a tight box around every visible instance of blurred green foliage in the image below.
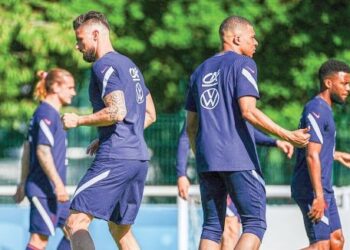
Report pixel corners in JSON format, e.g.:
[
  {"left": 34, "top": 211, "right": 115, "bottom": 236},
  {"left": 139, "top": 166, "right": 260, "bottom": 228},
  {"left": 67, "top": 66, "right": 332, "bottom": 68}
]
[{"left": 1, "top": 0, "right": 350, "bottom": 135}]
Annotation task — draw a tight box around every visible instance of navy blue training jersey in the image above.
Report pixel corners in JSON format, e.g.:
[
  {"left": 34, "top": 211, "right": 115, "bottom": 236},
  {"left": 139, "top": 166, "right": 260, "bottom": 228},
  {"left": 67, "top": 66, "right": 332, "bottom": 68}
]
[
  {"left": 185, "top": 51, "right": 261, "bottom": 173},
  {"left": 175, "top": 120, "right": 276, "bottom": 177},
  {"left": 89, "top": 51, "right": 149, "bottom": 161},
  {"left": 26, "top": 102, "right": 67, "bottom": 198},
  {"left": 292, "top": 96, "right": 336, "bottom": 199}
]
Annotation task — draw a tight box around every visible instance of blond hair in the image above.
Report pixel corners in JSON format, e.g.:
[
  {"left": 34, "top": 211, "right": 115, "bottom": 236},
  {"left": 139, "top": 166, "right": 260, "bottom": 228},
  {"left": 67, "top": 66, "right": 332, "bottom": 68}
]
[{"left": 34, "top": 68, "right": 73, "bottom": 101}]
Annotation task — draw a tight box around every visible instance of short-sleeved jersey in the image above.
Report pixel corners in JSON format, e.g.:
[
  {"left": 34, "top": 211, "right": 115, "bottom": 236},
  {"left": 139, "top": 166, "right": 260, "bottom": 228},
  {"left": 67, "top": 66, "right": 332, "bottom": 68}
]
[
  {"left": 292, "top": 96, "right": 336, "bottom": 199},
  {"left": 89, "top": 51, "right": 149, "bottom": 160},
  {"left": 185, "top": 51, "right": 261, "bottom": 173},
  {"left": 25, "top": 102, "right": 67, "bottom": 198},
  {"left": 175, "top": 119, "right": 276, "bottom": 177}
]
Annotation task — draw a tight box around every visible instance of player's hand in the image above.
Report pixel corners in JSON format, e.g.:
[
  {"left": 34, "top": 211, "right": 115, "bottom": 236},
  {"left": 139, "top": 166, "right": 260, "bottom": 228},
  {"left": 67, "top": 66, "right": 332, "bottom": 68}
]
[
  {"left": 86, "top": 139, "right": 99, "bottom": 156},
  {"left": 13, "top": 183, "right": 26, "bottom": 203},
  {"left": 177, "top": 176, "right": 190, "bottom": 200},
  {"left": 55, "top": 184, "right": 69, "bottom": 203},
  {"left": 334, "top": 151, "right": 350, "bottom": 168},
  {"left": 308, "top": 196, "right": 326, "bottom": 223},
  {"left": 276, "top": 140, "right": 294, "bottom": 159},
  {"left": 287, "top": 127, "right": 310, "bottom": 148},
  {"left": 61, "top": 113, "right": 80, "bottom": 130}
]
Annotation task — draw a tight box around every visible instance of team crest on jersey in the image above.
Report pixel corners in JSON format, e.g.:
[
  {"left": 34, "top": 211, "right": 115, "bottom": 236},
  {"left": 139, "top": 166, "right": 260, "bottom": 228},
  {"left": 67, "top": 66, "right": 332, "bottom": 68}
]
[
  {"left": 202, "top": 70, "right": 220, "bottom": 87},
  {"left": 129, "top": 67, "right": 140, "bottom": 81},
  {"left": 136, "top": 82, "right": 144, "bottom": 104},
  {"left": 200, "top": 88, "right": 219, "bottom": 109}
]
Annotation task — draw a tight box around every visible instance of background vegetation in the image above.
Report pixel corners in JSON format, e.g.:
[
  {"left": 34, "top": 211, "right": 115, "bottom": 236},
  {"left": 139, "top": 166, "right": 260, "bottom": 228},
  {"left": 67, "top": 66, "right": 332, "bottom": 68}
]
[
  {"left": 1, "top": 0, "right": 350, "bottom": 129},
  {"left": 1, "top": 0, "right": 350, "bottom": 185}
]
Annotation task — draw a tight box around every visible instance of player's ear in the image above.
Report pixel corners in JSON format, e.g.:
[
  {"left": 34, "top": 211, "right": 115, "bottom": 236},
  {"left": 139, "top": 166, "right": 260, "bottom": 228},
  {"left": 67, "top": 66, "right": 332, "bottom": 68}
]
[
  {"left": 92, "top": 30, "right": 99, "bottom": 41},
  {"left": 51, "top": 82, "right": 60, "bottom": 94},
  {"left": 232, "top": 35, "right": 240, "bottom": 45},
  {"left": 324, "top": 78, "right": 332, "bottom": 89}
]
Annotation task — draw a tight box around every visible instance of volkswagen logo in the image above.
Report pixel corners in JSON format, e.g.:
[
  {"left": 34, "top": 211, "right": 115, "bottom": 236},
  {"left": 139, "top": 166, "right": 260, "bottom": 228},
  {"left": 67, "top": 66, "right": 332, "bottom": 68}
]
[
  {"left": 136, "top": 82, "right": 144, "bottom": 104},
  {"left": 200, "top": 88, "right": 219, "bottom": 109}
]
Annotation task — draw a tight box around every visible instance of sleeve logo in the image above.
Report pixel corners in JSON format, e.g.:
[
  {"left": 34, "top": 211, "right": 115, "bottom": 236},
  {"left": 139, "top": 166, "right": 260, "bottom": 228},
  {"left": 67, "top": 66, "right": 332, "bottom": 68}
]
[
  {"left": 136, "top": 82, "right": 144, "bottom": 104},
  {"left": 130, "top": 67, "right": 144, "bottom": 104}
]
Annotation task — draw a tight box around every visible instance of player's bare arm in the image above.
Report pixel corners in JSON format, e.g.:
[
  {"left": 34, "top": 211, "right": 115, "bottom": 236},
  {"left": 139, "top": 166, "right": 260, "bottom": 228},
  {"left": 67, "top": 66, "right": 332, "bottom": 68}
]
[
  {"left": 238, "top": 96, "right": 310, "bottom": 147},
  {"left": 306, "top": 142, "right": 326, "bottom": 222},
  {"left": 186, "top": 111, "right": 198, "bottom": 154},
  {"left": 13, "top": 141, "right": 30, "bottom": 203},
  {"left": 334, "top": 151, "right": 350, "bottom": 168},
  {"left": 62, "top": 90, "right": 127, "bottom": 128},
  {"left": 144, "top": 93, "right": 156, "bottom": 129},
  {"left": 36, "top": 144, "right": 68, "bottom": 202}
]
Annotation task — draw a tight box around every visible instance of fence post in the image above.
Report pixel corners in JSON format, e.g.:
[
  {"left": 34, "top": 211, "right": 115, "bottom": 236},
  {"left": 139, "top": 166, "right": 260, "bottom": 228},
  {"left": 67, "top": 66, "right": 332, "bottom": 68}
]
[{"left": 177, "top": 196, "right": 188, "bottom": 250}]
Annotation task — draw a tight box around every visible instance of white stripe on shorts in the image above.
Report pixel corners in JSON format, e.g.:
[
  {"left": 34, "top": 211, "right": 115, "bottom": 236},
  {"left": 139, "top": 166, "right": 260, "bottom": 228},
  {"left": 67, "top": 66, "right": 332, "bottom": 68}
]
[
  {"left": 39, "top": 120, "right": 54, "bottom": 146},
  {"left": 226, "top": 206, "right": 235, "bottom": 217},
  {"left": 308, "top": 204, "right": 329, "bottom": 225},
  {"left": 252, "top": 170, "right": 265, "bottom": 187},
  {"left": 72, "top": 170, "right": 111, "bottom": 200},
  {"left": 32, "top": 196, "right": 55, "bottom": 235}
]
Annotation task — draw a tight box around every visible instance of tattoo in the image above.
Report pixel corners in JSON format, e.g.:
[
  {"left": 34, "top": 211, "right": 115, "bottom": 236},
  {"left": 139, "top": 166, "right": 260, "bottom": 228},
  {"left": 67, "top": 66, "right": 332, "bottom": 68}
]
[
  {"left": 104, "top": 90, "right": 127, "bottom": 121},
  {"left": 37, "top": 145, "right": 63, "bottom": 186}
]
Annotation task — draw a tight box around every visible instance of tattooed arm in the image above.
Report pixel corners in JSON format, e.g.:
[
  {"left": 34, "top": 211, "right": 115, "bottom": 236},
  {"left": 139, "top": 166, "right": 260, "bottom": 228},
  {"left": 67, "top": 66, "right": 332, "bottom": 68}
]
[
  {"left": 62, "top": 90, "right": 127, "bottom": 128},
  {"left": 36, "top": 145, "right": 68, "bottom": 202},
  {"left": 144, "top": 93, "right": 156, "bottom": 129}
]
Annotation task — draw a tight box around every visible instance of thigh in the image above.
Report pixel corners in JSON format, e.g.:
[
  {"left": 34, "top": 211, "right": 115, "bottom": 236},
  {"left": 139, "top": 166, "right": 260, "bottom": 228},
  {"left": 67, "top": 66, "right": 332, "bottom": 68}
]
[
  {"left": 226, "top": 195, "right": 239, "bottom": 221},
  {"left": 199, "top": 172, "right": 227, "bottom": 232},
  {"left": 29, "top": 196, "right": 59, "bottom": 236},
  {"left": 110, "top": 160, "right": 148, "bottom": 224},
  {"left": 223, "top": 170, "right": 266, "bottom": 230}
]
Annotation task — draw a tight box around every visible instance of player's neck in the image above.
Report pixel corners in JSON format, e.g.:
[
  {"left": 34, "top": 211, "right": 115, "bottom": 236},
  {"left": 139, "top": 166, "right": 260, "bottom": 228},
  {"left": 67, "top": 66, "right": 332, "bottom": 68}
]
[
  {"left": 317, "top": 92, "right": 332, "bottom": 107},
  {"left": 221, "top": 43, "right": 241, "bottom": 55},
  {"left": 96, "top": 40, "right": 114, "bottom": 60},
  {"left": 43, "top": 96, "right": 62, "bottom": 111}
]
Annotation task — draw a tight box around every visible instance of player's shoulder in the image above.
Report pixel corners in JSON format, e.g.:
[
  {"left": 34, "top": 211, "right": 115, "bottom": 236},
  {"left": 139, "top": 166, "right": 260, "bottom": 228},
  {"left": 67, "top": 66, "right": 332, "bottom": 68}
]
[
  {"left": 303, "top": 96, "right": 331, "bottom": 120},
  {"left": 236, "top": 54, "right": 257, "bottom": 69},
  {"left": 33, "top": 103, "right": 58, "bottom": 124},
  {"left": 304, "top": 97, "right": 329, "bottom": 112}
]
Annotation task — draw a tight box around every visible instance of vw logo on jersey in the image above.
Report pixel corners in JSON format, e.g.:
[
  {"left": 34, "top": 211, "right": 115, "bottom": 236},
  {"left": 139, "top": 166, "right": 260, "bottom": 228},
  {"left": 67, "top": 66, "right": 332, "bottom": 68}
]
[
  {"left": 129, "top": 67, "right": 140, "bottom": 81},
  {"left": 200, "top": 88, "right": 219, "bottom": 109},
  {"left": 202, "top": 70, "right": 220, "bottom": 87},
  {"left": 136, "top": 82, "right": 144, "bottom": 104}
]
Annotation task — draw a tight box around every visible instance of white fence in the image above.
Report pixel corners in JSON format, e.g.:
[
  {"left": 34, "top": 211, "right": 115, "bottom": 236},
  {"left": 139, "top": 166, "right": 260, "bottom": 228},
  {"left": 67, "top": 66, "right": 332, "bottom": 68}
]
[{"left": 1, "top": 185, "right": 350, "bottom": 250}]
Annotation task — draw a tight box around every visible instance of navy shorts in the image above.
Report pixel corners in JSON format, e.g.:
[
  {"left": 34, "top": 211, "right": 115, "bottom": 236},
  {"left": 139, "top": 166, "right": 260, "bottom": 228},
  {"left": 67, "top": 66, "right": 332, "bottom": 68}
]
[
  {"left": 71, "top": 159, "right": 148, "bottom": 225},
  {"left": 294, "top": 194, "right": 341, "bottom": 244},
  {"left": 199, "top": 170, "right": 266, "bottom": 243},
  {"left": 29, "top": 196, "right": 70, "bottom": 236}
]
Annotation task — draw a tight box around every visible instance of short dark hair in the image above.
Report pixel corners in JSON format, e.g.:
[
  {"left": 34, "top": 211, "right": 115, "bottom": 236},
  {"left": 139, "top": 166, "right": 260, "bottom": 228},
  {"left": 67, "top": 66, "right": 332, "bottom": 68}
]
[
  {"left": 219, "top": 16, "right": 252, "bottom": 39},
  {"left": 73, "top": 11, "right": 110, "bottom": 30},
  {"left": 318, "top": 59, "right": 350, "bottom": 89}
]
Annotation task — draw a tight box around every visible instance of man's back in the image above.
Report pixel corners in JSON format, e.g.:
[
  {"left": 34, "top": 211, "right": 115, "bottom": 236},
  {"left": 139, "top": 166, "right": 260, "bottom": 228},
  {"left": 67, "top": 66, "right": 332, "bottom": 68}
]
[{"left": 186, "top": 51, "right": 261, "bottom": 173}]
